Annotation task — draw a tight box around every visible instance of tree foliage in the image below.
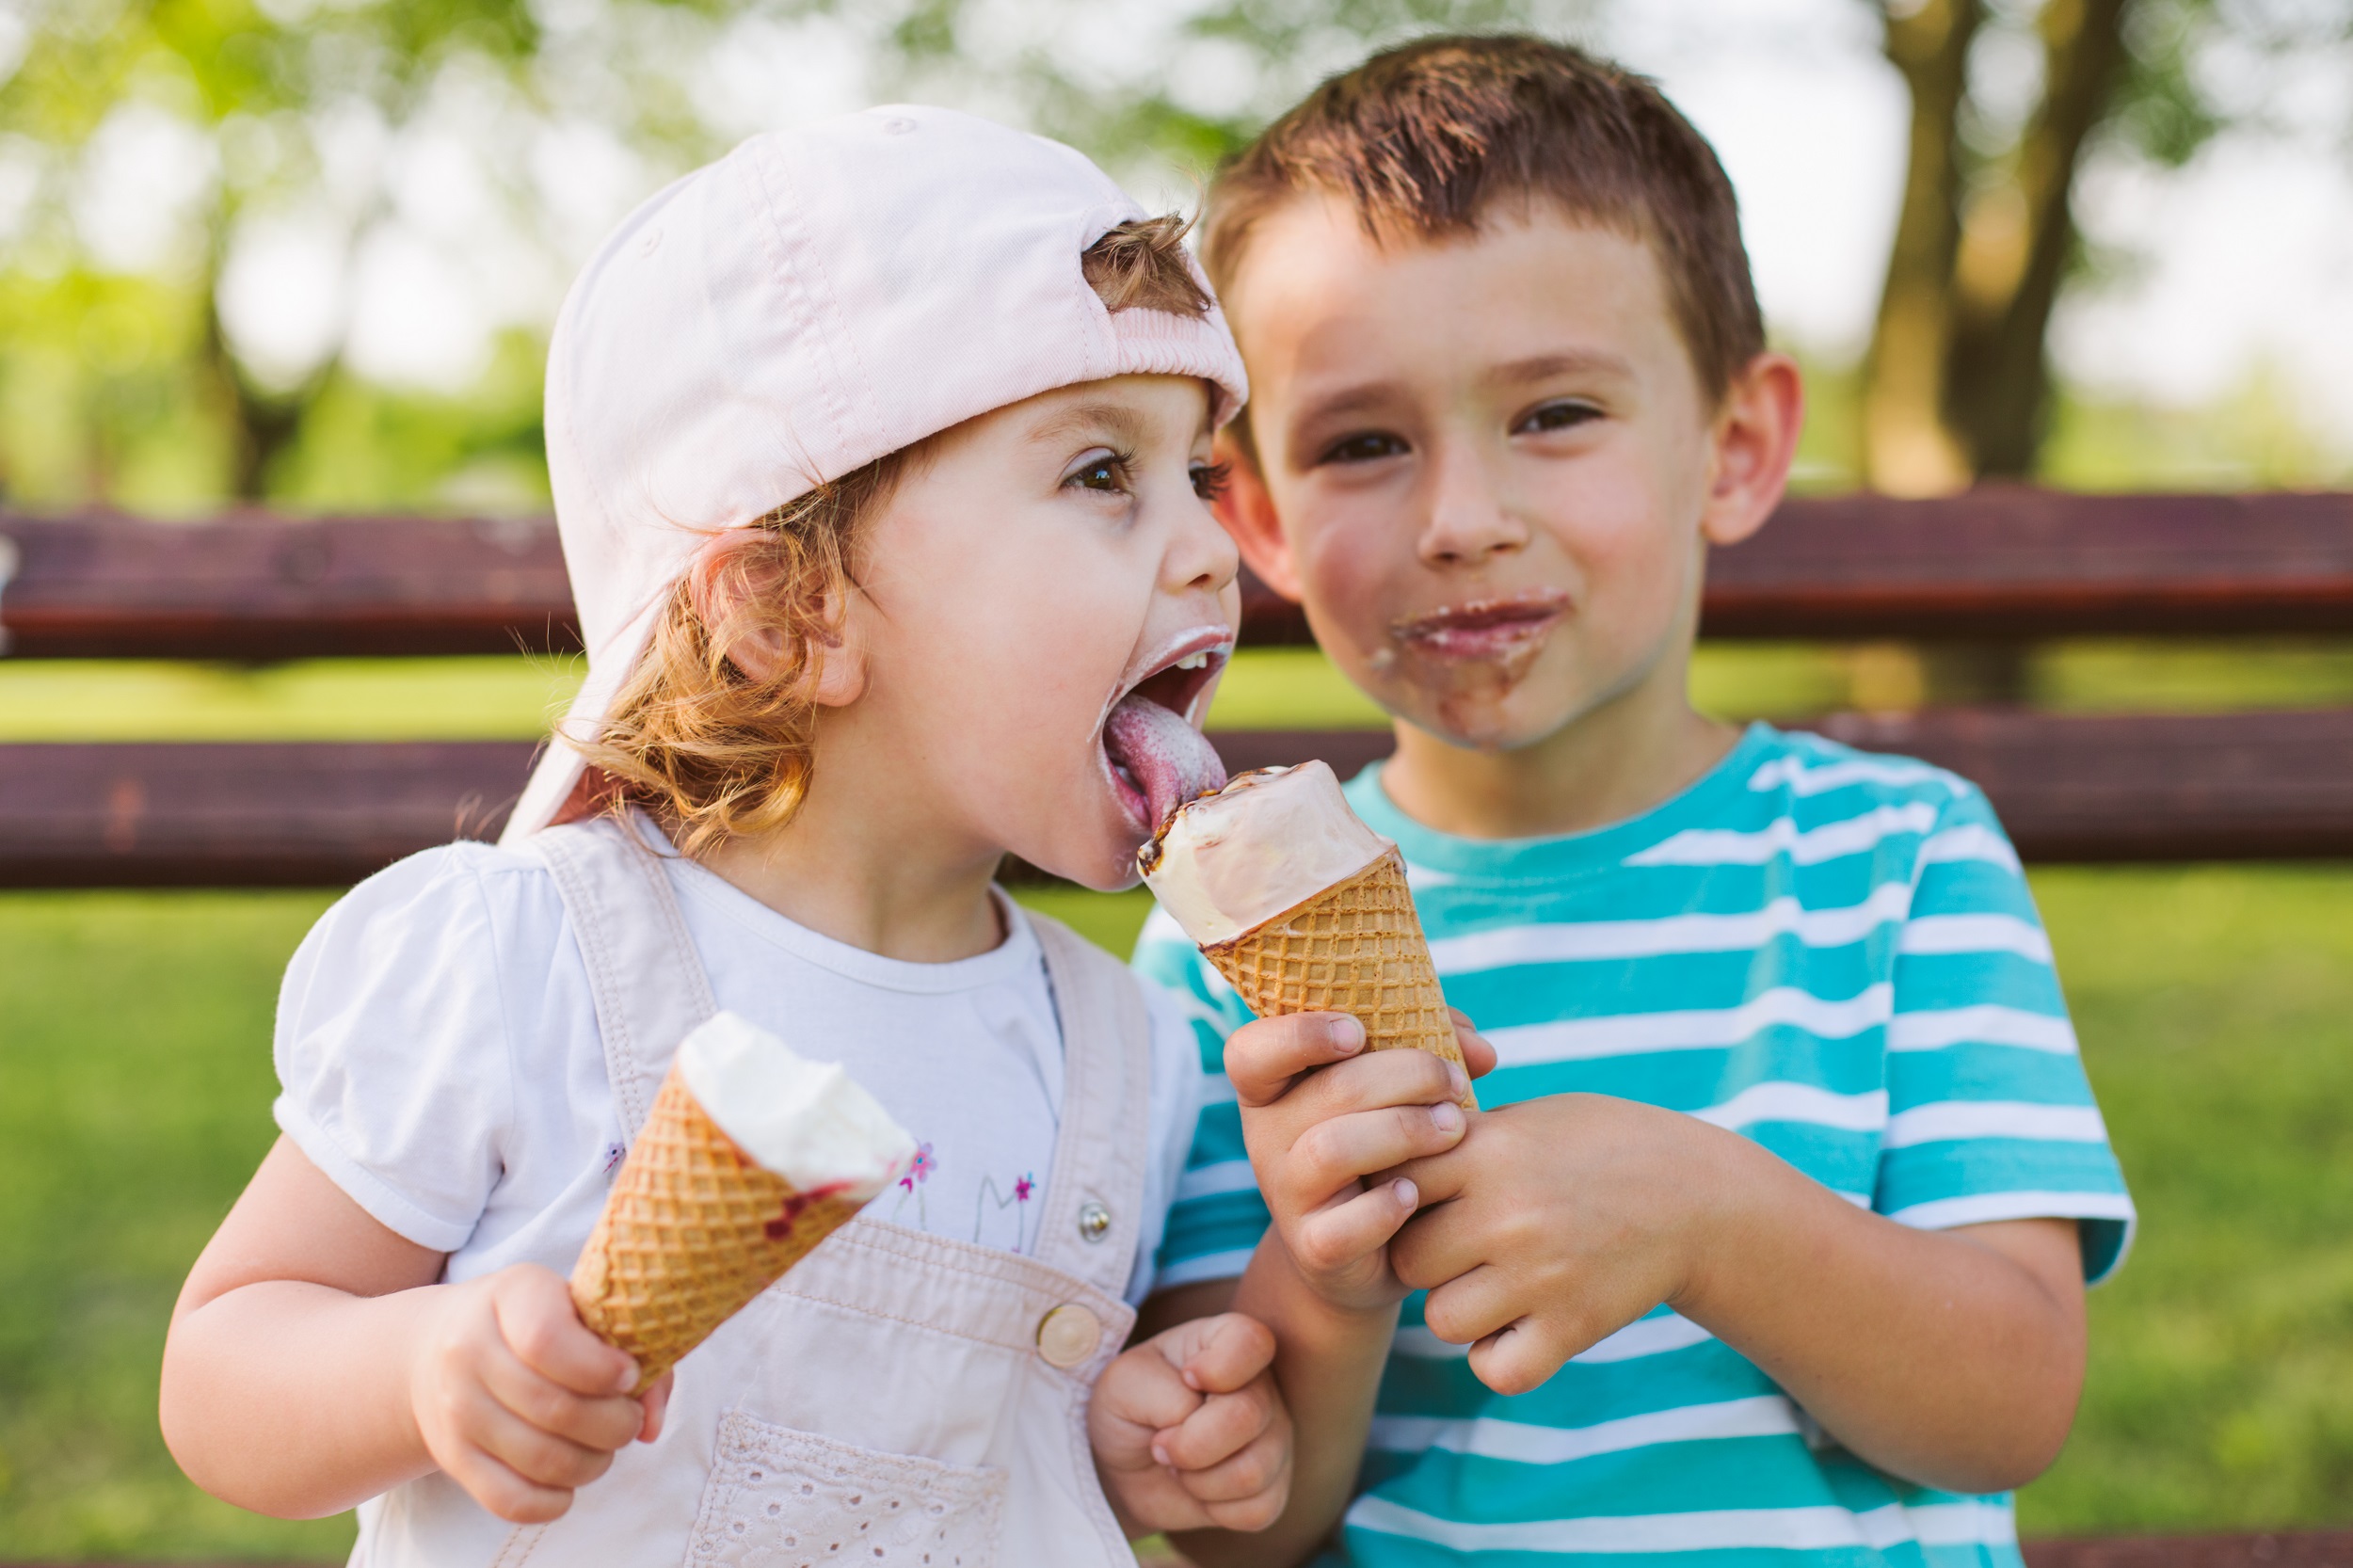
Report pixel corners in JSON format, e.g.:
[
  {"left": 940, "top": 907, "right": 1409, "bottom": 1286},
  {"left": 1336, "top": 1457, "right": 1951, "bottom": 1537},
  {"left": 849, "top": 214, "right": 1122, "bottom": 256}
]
[{"left": 1857, "top": 0, "right": 2350, "bottom": 493}]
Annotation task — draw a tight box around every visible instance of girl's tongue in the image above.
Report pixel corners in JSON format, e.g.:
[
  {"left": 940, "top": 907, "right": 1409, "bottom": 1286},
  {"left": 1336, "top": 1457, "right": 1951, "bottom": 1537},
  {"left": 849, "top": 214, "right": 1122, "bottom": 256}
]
[{"left": 1104, "top": 691, "right": 1227, "bottom": 830}]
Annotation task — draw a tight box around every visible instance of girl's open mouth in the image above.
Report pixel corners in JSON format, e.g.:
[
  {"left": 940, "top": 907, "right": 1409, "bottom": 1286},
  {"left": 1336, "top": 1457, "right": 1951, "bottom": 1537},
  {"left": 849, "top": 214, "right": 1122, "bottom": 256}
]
[
  {"left": 1099, "top": 629, "right": 1231, "bottom": 833},
  {"left": 1390, "top": 590, "right": 1570, "bottom": 662}
]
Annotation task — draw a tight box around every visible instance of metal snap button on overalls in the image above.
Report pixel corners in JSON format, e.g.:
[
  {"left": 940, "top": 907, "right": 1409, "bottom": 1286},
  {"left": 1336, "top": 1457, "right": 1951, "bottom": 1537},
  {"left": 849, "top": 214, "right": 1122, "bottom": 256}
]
[
  {"left": 1036, "top": 1304, "right": 1103, "bottom": 1368},
  {"left": 1078, "top": 1200, "right": 1112, "bottom": 1241}
]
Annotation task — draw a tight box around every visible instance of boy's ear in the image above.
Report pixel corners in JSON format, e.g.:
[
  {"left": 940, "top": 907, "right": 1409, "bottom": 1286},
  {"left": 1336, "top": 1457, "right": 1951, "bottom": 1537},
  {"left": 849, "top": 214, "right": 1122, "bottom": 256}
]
[
  {"left": 1699, "top": 352, "right": 1804, "bottom": 550},
  {"left": 1210, "top": 428, "right": 1305, "bottom": 602},
  {"left": 685, "top": 534, "right": 868, "bottom": 708}
]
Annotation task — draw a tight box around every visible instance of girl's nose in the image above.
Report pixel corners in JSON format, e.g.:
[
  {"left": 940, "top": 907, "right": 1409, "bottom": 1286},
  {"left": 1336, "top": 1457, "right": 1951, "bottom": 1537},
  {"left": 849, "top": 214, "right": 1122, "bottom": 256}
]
[{"left": 1170, "top": 484, "right": 1242, "bottom": 597}]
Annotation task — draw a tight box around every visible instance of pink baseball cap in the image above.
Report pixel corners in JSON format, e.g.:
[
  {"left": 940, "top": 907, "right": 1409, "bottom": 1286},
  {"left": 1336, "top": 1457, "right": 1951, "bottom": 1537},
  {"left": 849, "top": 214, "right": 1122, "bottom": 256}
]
[{"left": 502, "top": 104, "right": 1249, "bottom": 844}]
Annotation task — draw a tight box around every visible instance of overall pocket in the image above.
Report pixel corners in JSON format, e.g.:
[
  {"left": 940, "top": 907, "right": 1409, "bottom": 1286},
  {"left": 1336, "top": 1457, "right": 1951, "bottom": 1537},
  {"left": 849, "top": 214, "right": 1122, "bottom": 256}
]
[{"left": 685, "top": 1410, "right": 1006, "bottom": 1568}]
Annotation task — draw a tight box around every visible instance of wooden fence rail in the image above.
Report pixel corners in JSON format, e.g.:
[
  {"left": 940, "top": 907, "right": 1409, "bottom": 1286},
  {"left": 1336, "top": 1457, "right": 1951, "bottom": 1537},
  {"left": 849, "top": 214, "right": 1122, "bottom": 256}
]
[
  {"left": 7, "top": 489, "right": 2353, "bottom": 660},
  {"left": 10, "top": 708, "right": 2353, "bottom": 888}
]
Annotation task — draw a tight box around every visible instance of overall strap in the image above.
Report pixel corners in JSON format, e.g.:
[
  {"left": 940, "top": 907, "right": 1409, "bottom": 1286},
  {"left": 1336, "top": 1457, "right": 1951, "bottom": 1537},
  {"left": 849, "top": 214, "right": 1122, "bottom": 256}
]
[
  {"left": 1025, "top": 912, "right": 1153, "bottom": 1298},
  {"left": 530, "top": 810, "right": 718, "bottom": 1142}
]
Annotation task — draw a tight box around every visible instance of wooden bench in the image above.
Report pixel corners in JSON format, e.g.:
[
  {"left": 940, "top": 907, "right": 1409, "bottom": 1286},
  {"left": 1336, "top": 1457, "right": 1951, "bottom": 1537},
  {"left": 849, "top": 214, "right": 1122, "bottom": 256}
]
[{"left": 5, "top": 490, "right": 2353, "bottom": 886}]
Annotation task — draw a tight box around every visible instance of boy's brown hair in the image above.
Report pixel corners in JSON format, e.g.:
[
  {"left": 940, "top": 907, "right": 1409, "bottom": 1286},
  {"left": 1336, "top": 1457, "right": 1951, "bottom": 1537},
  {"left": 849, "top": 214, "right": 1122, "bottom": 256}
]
[
  {"left": 1202, "top": 34, "right": 1764, "bottom": 407},
  {"left": 568, "top": 216, "right": 1211, "bottom": 854}
]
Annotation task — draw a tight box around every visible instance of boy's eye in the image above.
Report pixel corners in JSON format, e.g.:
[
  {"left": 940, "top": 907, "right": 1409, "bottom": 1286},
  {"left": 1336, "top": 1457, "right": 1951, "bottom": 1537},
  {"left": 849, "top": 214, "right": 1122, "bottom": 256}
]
[
  {"left": 1318, "top": 431, "right": 1410, "bottom": 466},
  {"left": 1516, "top": 400, "right": 1602, "bottom": 435},
  {"left": 1190, "top": 460, "right": 1231, "bottom": 503}
]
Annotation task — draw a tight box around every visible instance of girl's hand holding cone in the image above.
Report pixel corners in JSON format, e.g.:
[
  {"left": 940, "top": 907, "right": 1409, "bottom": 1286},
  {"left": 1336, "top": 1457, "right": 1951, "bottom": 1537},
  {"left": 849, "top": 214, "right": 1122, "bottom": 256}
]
[{"left": 408, "top": 1263, "right": 672, "bottom": 1524}]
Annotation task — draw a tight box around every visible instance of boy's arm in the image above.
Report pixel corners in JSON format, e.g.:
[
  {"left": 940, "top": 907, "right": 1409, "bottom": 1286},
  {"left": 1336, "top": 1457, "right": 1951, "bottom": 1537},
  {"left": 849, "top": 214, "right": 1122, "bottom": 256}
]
[
  {"left": 162, "top": 1136, "right": 662, "bottom": 1521},
  {"left": 1386, "top": 784, "right": 2120, "bottom": 1495},
  {"left": 1390, "top": 1098, "right": 2084, "bottom": 1492}
]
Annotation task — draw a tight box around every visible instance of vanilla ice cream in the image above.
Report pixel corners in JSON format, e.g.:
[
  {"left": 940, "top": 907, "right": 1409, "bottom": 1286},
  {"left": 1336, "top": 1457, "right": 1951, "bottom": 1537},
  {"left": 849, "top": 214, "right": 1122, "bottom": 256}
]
[
  {"left": 1138, "top": 761, "right": 1393, "bottom": 946},
  {"left": 675, "top": 1013, "right": 915, "bottom": 1197}
]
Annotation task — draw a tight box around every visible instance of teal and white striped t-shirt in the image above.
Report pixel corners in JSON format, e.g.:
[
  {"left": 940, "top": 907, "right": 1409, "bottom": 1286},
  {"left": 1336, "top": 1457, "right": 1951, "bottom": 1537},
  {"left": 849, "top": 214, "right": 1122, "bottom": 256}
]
[{"left": 1135, "top": 724, "right": 2135, "bottom": 1568}]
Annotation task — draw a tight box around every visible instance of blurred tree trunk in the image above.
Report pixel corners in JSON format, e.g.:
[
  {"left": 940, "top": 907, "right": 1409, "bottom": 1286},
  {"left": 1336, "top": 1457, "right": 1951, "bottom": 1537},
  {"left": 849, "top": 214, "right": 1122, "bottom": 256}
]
[
  {"left": 1861, "top": 0, "right": 2135, "bottom": 493},
  {"left": 1945, "top": 0, "right": 2133, "bottom": 477},
  {"left": 1862, "top": 0, "right": 1983, "bottom": 499}
]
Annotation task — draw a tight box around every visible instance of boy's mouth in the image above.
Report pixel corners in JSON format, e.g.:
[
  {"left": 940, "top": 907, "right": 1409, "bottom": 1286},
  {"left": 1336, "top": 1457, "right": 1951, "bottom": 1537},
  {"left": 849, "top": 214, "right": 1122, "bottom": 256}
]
[
  {"left": 1389, "top": 590, "right": 1570, "bottom": 662},
  {"left": 1099, "top": 628, "right": 1232, "bottom": 834}
]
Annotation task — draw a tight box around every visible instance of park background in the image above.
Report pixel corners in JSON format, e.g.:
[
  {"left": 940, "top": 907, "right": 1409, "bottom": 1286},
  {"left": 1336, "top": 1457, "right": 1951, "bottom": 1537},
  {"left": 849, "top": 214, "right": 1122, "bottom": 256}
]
[{"left": 3, "top": 0, "right": 2352, "bottom": 1556}]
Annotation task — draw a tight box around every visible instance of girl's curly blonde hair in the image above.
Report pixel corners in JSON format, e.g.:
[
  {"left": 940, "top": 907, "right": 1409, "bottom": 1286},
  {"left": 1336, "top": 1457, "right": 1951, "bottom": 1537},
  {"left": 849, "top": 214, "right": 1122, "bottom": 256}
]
[{"left": 568, "top": 215, "right": 1212, "bottom": 855}]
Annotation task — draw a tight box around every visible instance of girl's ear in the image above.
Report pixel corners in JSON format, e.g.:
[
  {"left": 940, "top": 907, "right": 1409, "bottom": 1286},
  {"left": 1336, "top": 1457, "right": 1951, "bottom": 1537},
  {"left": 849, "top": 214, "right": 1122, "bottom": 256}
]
[
  {"left": 1211, "top": 428, "right": 1305, "bottom": 602},
  {"left": 685, "top": 533, "right": 868, "bottom": 708},
  {"left": 804, "top": 582, "right": 867, "bottom": 709}
]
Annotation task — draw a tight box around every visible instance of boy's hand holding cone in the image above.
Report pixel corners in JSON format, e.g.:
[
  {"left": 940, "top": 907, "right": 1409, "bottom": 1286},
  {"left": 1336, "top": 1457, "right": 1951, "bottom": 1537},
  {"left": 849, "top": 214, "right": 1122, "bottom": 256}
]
[
  {"left": 1140, "top": 760, "right": 1474, "bottom": 1108},
  {"left": 571, "top": 1013, "right": 915, "bottom": 1392}
]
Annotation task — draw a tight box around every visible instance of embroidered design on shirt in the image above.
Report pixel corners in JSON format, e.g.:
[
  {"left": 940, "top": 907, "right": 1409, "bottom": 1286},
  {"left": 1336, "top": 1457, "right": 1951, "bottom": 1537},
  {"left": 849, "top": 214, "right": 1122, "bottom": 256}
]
[
  {"left": 600, "top": 1141, "right": 629, "bottom": 1177},
  {"left": 889, "top": 1141, "right": 936, "bottom": 1227},
  {"left": 971, "top": 1170, "right": 1037, "bottom": 1252}
]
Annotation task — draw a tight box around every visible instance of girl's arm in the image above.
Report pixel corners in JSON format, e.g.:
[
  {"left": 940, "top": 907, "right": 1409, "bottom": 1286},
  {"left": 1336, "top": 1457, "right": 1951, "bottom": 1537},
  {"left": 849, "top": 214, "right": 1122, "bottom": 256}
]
[{"left": 162, "top": 1137, "right": 665, "bottom": 1523}]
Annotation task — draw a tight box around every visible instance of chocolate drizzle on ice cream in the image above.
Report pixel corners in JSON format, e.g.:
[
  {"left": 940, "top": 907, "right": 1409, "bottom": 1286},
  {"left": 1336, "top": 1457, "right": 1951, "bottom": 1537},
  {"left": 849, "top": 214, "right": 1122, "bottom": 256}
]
[{"left": 1137, "top": 760, "right": 1394, "bottom": 946}]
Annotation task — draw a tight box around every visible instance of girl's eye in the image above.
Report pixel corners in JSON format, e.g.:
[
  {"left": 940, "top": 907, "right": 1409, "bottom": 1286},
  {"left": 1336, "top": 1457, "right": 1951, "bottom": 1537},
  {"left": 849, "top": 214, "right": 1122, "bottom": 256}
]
[
  {"left": 1517, "top": 400, "right": 1602, "bottom": 435},
  {"left": 1064, "top": 454, "right": 1129, "bottom": 494},
  {"left": 1191, "top": 460, "right": 1231, "bottom": 503},
  {"left": 1318, "top": 431, "right": 1410, "bottom": 466}
]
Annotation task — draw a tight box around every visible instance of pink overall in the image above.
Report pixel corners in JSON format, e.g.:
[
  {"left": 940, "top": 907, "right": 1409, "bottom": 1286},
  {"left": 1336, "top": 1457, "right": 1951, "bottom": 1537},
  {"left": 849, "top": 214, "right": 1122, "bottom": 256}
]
[{"left": 355, "top": 815, "right": 1151, "bottom": 1567}]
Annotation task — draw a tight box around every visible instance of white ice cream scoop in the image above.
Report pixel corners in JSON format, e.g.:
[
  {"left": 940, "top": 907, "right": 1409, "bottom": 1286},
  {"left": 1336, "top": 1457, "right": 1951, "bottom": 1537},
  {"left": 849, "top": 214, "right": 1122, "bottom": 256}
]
[
  {"left": 676, "top": 1013, "right": 916, "bottom": 1197},
  {"left": 1138, "top": 760, "right": 1394, "bottom": 946}
]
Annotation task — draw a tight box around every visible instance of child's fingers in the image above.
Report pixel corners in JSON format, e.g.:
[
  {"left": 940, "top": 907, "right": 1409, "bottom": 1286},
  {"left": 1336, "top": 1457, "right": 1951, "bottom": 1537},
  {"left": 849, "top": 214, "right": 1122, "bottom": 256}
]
[
  {"left": 476, "top": 1332, "right": 651, "bottom": 1455},
  {"left": 637, "top": 1368, "right": 676, "bottom": 1444},
  {"left": 1153, "top": 1380, "right": 1275, "bottom": 1473},
  {"left": 1093, "top": 1345, "right": 1208, "bottom": 1453},
  {"left": 1283, "top": 1098, "right": 1464, "bottom": 1208},
  {"left": 491, "top": 1265, "right": 639, "bottom": 1396},
  {"left": 439, "top": 1438, "right": 580, "bottom": 1525},
  {"left": 1415, "top": 1262, "right": 1521, "bottom": 1352},
  {"left": 1179, "top": 1424, "right": 1290, "bottom": 1513},
  {"left": 469, "top": 1387, "right": 625, "bottom": 1493},
  {"left": 1466, "top": 1318, "right": 1579, "bottom": 1400},
  {"left": 1174, "top": 1312, "right": 1276, "bottom": 1396},
  {"left": 1447, "top": 1007, "right": 1499, "bottom": 1080},
  {"left": 1287, "top": 1177, "right": 1420, "bottom": 1281},
  {"left": 1225, "top": 1013, "right": 1364, "bottom": 1108}
]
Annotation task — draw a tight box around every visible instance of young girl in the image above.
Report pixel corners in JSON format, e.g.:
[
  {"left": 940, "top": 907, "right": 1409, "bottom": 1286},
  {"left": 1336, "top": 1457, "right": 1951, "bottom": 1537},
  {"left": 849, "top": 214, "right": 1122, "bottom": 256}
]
[{"left": 159, "top": 105, "right": 1292, "bottom": 1565}]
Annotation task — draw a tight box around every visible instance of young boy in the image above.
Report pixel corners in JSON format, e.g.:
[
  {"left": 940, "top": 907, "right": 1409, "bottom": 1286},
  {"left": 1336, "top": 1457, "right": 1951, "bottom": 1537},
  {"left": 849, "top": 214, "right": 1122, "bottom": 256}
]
[{"left": 1137, "top": 36, "right": 2136, "bottom": 1568}]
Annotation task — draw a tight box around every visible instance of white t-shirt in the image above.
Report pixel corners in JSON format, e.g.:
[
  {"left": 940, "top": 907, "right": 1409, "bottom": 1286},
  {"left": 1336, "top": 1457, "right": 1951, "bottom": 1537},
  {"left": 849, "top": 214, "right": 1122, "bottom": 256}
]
[{"left": 272, "top": 835, "right": 1202, "bottom": 1304}]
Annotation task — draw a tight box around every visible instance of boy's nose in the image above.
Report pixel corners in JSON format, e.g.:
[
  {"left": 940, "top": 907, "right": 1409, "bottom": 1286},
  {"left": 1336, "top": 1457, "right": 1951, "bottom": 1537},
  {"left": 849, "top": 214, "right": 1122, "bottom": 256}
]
[{"left": 1417, "top": 444, "right": 1529, "bottom": 567}]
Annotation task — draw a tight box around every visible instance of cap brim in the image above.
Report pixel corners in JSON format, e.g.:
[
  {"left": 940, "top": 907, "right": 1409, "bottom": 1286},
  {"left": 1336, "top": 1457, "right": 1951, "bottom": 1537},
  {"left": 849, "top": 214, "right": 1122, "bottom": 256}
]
[{"left": 499, "top": 597, "right": 665, "bottom": 846}]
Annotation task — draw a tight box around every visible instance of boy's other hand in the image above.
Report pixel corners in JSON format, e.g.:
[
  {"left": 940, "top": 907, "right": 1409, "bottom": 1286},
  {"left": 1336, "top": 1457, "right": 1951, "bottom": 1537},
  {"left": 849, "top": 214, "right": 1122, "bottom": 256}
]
[
  {"left": 1226, "top": 1009, "right": 1491, "bottom": 1314},
  {"left": 1388, "top": 1091, "right": 1725, "bottom": 1396},
  {"left": 1090, "top": 1311, "right": 1292, "bottom": 1536},
  {"left": 408, "top": 1263, "right": 670, "bottom": 1523}
]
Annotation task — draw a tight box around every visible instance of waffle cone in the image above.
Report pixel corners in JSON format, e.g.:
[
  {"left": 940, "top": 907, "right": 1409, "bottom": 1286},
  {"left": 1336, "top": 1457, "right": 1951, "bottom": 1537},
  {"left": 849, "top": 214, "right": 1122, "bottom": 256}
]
[
  {"left": 1202, "top": 847, "right": 1473, "bottom": 1109},
  {"left": 570, "top": 1065, "right": 868, "bottom": 1391}
]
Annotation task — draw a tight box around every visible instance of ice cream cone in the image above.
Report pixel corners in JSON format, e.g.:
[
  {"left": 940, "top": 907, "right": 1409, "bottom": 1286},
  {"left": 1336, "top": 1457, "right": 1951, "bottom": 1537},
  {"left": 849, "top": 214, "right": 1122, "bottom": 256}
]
[
  {"left": 571, "top": 1064, "right": 869, "bottom": 1391},
  {"left": 1200, "top": 845, "right": 1475, "bottom": 1109}
]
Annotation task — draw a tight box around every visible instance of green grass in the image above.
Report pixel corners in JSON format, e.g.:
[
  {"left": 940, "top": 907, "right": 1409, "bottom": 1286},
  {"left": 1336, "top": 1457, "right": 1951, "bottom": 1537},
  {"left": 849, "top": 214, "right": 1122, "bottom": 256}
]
[
  {"left": 0, "top": 891, "right": 350, "bottom": 1560},
  {"left": 4, "top": 869, "right": 2351, "bottom": 1557},
  {"left": 2020, "top": 868, "right": 2353, "bottom": 1532}
]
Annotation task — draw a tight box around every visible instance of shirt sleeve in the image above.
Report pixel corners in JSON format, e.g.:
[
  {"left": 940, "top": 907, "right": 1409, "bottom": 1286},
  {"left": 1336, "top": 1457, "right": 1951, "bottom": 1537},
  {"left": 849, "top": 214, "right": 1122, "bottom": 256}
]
[
  {"left": 1132, "top": 907, "right": 1270, "bottom": 1292},
  {"left": 272, "top": 844, "right": 520, "bottom": 1254},
  {"left": 1877, "top": 781, "right": 2137, "bottom": 1281}
]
